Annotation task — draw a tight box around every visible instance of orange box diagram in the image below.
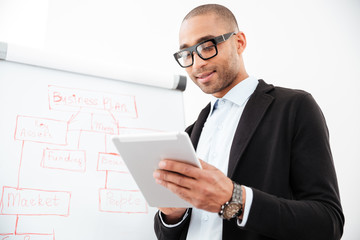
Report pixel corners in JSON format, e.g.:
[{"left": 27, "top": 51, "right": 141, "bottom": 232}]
[
  {"left": 97, "top": 152, "right": 128, "bottom": 173},
  {"left": 90, "top": 113, "right": 120, "bottom": 135},
  {"left": 48, "top": 85, "right": 138, "bottom": 118},
  {"left": 1, "top": 187, "right": 71, "bottom": 216},
  {"left": 14, "top": 116, "right": 68, "bottom": 145},
  {"left": 41, "top": 149, "right": 86, "bottom": 172},
  {"left": 99, "top": 188, "right": 147, "bottom": 214},
  {"left": 0, "top": 81, "right": 170, "bottom": 239}
]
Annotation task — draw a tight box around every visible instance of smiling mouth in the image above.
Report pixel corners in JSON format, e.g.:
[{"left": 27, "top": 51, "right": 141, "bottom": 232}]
[{"left": 196, "top": 71, "right": 216, "bottom": 84}]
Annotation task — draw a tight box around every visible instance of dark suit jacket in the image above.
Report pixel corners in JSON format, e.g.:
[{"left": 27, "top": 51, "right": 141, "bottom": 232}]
[{"left": 154, "top": 80, "right": 344, "bottom": 240}]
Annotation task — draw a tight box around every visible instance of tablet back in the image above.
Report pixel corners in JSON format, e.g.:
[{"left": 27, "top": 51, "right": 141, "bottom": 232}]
[{"left": 112, "top": 132, "right": 201, "bottom": 207}]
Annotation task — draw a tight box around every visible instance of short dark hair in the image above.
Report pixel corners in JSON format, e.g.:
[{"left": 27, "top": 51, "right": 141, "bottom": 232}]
[{"left": 183, "top": 4, "right": 239, "bottom": 31}]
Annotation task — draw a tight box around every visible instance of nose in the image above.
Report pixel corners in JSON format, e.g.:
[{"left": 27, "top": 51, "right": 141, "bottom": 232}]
[{"left": 192, "top": 52, "right": 207, "bottom": 69}]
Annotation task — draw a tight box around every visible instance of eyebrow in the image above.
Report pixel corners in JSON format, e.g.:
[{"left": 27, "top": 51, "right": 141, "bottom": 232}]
[{"left": 179, "top": 34, "right": 216, "bottom": 50}]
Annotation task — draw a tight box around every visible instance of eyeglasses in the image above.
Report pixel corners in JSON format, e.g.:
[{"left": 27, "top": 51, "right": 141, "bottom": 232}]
[{"left": 173, "top": 32, "right": 236, "bottom": 68}]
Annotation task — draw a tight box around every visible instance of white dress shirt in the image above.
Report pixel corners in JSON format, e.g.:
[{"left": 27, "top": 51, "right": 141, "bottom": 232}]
[{"left": 160, "top": 76, "right": 258, "bottom": 239}]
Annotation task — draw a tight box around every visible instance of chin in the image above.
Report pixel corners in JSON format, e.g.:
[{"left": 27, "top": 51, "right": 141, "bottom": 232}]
[{"left": 198, "top": 86, "right": 218, "bottom": 95}]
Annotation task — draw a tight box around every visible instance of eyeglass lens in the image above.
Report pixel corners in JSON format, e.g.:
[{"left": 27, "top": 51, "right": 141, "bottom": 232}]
[{"left": 177, "top": 40, "right": 217, "bottom": 67}]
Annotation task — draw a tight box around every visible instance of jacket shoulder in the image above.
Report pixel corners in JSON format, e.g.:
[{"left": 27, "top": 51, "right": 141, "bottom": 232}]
[
  {"left": 256, "top": 80, "right": 317, "bottom": 110},
  {"left": 257, "top": 79, "right": 311, "bottom": 99}
]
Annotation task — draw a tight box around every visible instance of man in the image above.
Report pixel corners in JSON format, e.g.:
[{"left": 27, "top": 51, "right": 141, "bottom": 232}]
[{"left": 153, "top": 4, "right": 344, "bottom": 240}]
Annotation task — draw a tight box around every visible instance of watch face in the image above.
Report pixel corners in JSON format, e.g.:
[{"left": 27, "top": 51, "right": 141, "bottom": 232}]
[{"left": 224, "top": 202, "right": 241, "bottom": 219}]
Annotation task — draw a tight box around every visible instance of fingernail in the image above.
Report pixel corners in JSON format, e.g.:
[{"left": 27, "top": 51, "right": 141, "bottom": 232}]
[
  {"left": 159, "top": 161, "right": 166, "bottom": 168},
  {"left": 153, "top": 171, "right": 160, "bottom": 178}
]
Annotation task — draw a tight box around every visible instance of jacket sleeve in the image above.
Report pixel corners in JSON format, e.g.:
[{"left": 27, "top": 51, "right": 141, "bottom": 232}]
[
  {"left": 154, "top": 209, "right": 192, "bottom": 240},
  {"left": 243, "top": 94, "right": 344, "bottom": 240}
]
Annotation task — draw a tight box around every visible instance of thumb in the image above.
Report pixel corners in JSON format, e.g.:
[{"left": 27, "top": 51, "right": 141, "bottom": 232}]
[{"left": 199, "top": 159, "right": 216, "bottom": 170}]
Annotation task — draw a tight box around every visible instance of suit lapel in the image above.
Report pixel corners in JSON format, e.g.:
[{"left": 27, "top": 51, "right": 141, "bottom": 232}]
[
  {"left": 227, "top": 80, "right": 274, "bottom": 178},
  {"left": 189, "top": 103, "right": 211, "bottom": 150}
]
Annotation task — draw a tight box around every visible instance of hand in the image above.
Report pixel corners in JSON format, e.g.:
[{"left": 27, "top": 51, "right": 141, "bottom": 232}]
[
  {"left": 158, "top": 207, "right": 187, "bottom": 224},
  {"left": 153, "top": 159, "right": 233, "bottom": 213}
]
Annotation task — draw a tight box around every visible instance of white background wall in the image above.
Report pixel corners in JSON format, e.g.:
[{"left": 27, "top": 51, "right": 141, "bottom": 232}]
[{"left": 1, "top": 0, "right": 359, "bottom": 239}]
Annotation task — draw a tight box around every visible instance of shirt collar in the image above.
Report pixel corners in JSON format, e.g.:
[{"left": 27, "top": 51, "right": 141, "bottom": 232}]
[{"left": 209, "top": 76, "right": 259, "bottom": 116}]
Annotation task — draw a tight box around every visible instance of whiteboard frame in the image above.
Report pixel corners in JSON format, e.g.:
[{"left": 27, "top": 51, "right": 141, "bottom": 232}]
[{"left": 0, "top": 41, "right": 187, "bottom": 91}]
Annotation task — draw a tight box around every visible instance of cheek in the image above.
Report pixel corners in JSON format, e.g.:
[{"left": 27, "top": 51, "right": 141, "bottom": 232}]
[
  {"left": 185, "top": 68, "right": 192, "bottom": 76},
  {"left": 218, "top": 56, "right": 239, "bottom": 81},
  {"left": 186, "top": 68, "right": 196, "bottom": 82}
]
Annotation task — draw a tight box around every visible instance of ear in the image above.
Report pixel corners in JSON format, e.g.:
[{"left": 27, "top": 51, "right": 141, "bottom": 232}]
[{"left": 235, "top": 32, "right": 247, "bottom": 55}]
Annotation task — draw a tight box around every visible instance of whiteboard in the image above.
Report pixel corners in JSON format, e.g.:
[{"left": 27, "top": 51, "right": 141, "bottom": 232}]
[{"left": 0, "top": 56, "right": 185, "bottom": 239}]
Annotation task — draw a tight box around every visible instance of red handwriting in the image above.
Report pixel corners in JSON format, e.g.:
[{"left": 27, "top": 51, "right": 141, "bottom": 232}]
[
  {"left": 91, "top": 114, "right": 119, "bottom": 135},
  {"left": 48, "top": 85, "right": 138, "bottom": 118},
  {"left": 99, "top": 189, "right": 147, "bottom": 214},
  {"left": 97, "top": 153, "right": 128, "bottom": 173},
  {"left": 103, "top": 97, "right": 128, "bottom": 112},
  {"left": 41, "top": 149, "right": 86, "bottom": 172},
  {"left": 1, "top": 187, "right": 71, "bottom": 216},
  {"left": 0, "top": 84, "right": 163, "bottom": 237},
  {"left": 14, "top": 116, "right": 68, "bottom": 145},
  {"left": 52, "top": 92, "right": 99, "bottom": 106}
]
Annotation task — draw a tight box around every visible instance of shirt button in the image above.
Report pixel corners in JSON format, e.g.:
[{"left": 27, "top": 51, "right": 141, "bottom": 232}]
[
  {"left": 219, "top": 99, "right": 226, "bottom": 105},
  {"left": 218, "top": 125, "right": 223, "bottom": 130},
  {"left": 202, "top": 214, "right": 209, "bottom": 221}
]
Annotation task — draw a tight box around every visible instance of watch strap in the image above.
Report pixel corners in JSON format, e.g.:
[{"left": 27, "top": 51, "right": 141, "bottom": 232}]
[
  {"left": 232, "top": 182, "right": 243, "bottom": 204},
  {"left": 218, "top": 181, "right": 243, "bottom": 220}
]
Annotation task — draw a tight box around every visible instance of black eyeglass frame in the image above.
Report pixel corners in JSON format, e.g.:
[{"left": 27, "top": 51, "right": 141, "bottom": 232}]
[{"left": 173, "top": 32, "right": 236, "bottom": 68}]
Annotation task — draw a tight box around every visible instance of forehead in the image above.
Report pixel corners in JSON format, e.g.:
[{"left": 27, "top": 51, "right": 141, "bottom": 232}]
[{"left": 179, "top": 14, "right": 228, "bottom": 48}]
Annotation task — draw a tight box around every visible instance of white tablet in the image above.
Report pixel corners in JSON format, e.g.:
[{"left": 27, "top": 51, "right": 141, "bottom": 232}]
[{"left": 112, "top": 131, "right": 201, "bottom": 208}]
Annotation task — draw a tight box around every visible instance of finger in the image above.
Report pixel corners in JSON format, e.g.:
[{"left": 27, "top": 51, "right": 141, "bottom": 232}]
[
  {"left": 155, "top": 173, "right": 193, "bottom": 202},
  {"left": 199, "top": 159, "right": 217, "bottom": 170},
  {"left": 159, "top": 160, "right": 201, "bottom": 179},
  {"left": 154, "top": 169, "right": 196, "bottom": 189}
]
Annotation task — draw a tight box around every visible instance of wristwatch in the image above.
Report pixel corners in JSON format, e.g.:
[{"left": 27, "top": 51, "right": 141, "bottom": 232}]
[{"left": 218, "top": 181, "right": 243, "bottom": 220}]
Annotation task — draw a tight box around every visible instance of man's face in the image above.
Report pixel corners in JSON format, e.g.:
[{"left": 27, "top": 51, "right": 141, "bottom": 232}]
[{"left": 179, "top": 14, "right": 241, "bottom": 98}]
